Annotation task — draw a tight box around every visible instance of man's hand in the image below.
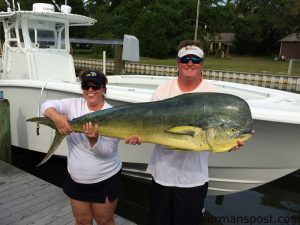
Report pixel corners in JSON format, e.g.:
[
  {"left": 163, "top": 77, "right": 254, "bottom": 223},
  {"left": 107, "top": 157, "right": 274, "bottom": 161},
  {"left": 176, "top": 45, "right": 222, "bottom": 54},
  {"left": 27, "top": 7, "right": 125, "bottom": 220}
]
[
  {"left": 230, "top": 140, "right": 244, "bottom": 152},
  {"left": 230, "top": 129, "right": 255, "bottom": 152},
  {"left": 125, "top": 135, "right": 141, "bottom": 145}
]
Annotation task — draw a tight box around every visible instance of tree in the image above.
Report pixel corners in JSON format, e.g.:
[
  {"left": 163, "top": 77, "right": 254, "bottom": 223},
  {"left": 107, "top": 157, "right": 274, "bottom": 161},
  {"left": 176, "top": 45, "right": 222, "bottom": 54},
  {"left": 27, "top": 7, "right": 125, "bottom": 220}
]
[
  {"left": 133, "top": 0, "right": 205, "bottom": 58},
  {"left": 233, "top": 0, "right": 300, "bottom": 55},
  {"left": 5, "top": 0, "right": 298, "bottom": 57}
]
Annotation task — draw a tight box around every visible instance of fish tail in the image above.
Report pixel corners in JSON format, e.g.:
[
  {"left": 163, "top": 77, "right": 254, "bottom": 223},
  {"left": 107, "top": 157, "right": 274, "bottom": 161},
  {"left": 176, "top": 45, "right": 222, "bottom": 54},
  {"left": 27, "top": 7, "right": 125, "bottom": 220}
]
[
  {"left": 26, "top": 117, "right": 56, "bottom": 130},
  {"left": 27, "top": 117, "right": 65, "bottom": 166},
  {"left": 37, "top": 131, "right": 65, "bottom": 167}
]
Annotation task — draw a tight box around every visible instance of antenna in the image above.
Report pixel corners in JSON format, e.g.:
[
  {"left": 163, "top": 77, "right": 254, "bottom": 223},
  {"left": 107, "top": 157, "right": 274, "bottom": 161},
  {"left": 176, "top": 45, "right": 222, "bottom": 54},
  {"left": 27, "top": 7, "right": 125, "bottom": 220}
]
[
  {"left": 12, "top": 0, "right": 15, "bottom": 11},
  {"left": 16, "top": 1, "right": 20, "bottom": 11},
  {"left": 51, "top": 0, "right": 61, "bottom": 11},
  {"left": 4, "top": 0, "right": 11, "bottom": 12}
]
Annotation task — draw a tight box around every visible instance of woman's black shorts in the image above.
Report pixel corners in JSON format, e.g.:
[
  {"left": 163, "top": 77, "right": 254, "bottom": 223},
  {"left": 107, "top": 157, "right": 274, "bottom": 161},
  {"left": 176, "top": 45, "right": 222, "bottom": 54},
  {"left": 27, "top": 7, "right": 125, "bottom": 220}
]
[{"left": 63, "top": 170, "right": 123, "bottom": 203}]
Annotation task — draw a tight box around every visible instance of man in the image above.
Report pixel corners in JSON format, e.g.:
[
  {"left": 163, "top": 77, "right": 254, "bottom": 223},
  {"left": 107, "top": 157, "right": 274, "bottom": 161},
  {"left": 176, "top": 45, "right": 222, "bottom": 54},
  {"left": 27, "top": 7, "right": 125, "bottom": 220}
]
[
  {"left": 147, "top": 40, "right": 218, "bottom": 225},
  {"left": 127, "top": 40, "right": 243, "bottom": 225}
]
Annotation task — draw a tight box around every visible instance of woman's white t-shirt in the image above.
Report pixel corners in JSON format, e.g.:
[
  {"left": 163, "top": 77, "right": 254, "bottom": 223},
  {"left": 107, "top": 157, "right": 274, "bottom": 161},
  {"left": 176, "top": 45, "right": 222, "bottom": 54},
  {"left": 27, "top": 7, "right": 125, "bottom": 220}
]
[{"left": 41, "top": 98, "right": 121, "bottom": 184}]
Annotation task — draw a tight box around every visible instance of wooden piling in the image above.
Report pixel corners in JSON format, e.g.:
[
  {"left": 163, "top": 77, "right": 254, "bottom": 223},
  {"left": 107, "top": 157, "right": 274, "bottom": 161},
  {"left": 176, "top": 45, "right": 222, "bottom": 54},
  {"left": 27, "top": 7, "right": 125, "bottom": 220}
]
[
  {"left": 0, "top": 96, "right": 11, "bottom": 163},
  {"left": 113, "top": 45, "right": 125, "bottom": 75}
]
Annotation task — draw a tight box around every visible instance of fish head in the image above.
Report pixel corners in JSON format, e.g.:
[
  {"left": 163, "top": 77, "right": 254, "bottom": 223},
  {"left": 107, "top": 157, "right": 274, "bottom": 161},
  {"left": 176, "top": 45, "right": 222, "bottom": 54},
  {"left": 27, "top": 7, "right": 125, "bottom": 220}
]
[{"left": 206, "top": 125, "right": 252, "bottom": 153}]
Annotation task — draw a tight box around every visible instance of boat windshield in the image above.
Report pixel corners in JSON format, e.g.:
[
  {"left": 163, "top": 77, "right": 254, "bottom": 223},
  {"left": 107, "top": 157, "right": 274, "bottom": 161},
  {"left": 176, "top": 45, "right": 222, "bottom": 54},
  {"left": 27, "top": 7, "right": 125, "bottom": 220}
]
[
  {"left": 27, "top": 19, "right": 66, "bottom": 50},
  {"left": 29, "top": 29, "right": 55, "bottom": 48}
]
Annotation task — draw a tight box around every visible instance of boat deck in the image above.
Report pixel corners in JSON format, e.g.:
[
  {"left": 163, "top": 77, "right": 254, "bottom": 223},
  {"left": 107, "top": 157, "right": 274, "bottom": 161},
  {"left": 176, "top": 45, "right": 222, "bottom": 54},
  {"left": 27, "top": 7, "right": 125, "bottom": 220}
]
[{"left": 0, "top": 160, "right": 136, "bottom": 225}]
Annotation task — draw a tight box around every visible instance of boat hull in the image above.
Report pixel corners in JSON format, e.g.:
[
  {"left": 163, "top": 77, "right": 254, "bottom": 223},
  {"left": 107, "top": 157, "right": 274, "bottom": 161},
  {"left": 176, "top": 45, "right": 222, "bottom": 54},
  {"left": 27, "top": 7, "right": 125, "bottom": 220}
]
[{"left": 1, "top": 78, "right": 300, "bottom": 196}]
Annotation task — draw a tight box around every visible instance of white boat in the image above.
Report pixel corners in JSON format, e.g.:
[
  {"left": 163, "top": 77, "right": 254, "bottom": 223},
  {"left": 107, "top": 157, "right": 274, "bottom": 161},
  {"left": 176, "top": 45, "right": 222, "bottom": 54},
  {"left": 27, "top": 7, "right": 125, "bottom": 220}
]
[{"left": 0, "top": 2, "right": 300, "bottom": 196}]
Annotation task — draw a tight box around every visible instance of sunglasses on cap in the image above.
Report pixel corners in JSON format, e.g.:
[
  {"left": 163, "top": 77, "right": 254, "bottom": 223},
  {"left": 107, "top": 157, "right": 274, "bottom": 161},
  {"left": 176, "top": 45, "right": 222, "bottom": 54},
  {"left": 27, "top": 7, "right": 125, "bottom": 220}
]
[
  {"left": 178, "top": 56, "right": 203, "bottom": 64},
  {"left": 84, "top": 71, "right": 98, "bottom": 77},
  {"left": 81, "top": 83, "right": 101, "bottom": 90}
]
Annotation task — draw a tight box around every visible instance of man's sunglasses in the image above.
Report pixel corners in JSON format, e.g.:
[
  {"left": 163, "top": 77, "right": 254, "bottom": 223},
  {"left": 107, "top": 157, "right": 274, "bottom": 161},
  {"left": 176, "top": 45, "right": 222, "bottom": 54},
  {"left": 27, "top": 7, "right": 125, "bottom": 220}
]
[
  {"left": 178, "top": 56, "right": 203, "bottom": 64},
  {"left": 81, "top": 84, "right": 101, "bottom": 90}
]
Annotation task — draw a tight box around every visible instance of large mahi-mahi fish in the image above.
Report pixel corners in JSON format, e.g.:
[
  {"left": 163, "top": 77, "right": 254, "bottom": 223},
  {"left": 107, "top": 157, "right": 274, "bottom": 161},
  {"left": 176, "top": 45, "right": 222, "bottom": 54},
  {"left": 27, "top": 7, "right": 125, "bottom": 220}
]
[{"left": 27, "top": 93, "right": 253, "bottom": 166}]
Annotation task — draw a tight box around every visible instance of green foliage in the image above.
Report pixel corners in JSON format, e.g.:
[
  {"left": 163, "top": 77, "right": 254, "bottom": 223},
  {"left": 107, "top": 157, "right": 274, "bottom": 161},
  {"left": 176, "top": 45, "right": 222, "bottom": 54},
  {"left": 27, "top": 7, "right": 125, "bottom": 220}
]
[
  {"left": 233, "top": 0, "right": 300, "bottom": 55},
  {"left": 2, "top": 0, "right": 299, "bottom": 58},
  {"left": 83, "top": 0, "right": 300, "bottom": 57},
  {"left": 132, "top": 2, "right": 173, "bottom": 58},
  {"left": 91, "top": 33, "right": 116, "bottom": 58}
]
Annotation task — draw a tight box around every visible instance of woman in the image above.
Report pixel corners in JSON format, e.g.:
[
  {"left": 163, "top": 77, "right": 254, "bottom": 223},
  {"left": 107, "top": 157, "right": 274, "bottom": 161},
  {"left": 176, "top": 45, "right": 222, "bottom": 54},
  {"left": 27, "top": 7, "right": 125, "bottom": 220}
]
[{"left": 41, "top": 70, "right": 122, "bottom": 225}]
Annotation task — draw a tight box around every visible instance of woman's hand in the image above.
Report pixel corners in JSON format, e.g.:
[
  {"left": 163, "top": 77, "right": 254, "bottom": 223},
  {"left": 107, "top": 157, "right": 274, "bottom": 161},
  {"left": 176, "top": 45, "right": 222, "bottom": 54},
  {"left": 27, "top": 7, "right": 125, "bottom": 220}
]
[
  {"left": 53, "top": 115, "right": 72, "bottom": 135},
  {"left": 44, "top": 107, "right": 72, "bottom": 135},
  {"left": 83, "top": 122, "right": 99, "bottom": 138},
  {"left": 83, "top": 122, "right": 99, "bottom": 147},
  {"left": 125, "top": 135, "right": 141, "bottom": 145}
]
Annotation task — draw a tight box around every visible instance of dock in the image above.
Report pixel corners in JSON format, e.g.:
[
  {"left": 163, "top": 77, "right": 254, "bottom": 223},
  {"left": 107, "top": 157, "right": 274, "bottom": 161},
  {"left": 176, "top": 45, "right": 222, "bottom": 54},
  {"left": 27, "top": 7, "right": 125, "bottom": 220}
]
[{"left": 0, "top": 160, "right": 136, "bottom": 225}]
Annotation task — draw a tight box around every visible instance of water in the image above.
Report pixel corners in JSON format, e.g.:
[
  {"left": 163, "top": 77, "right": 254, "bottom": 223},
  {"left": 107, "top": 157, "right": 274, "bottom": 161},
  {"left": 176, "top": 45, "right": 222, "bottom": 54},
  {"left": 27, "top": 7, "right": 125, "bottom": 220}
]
[
  {"left": 11, "top": 147, "right": 300, "bottom": 225},
  {"left": 205, "top": 182, "right": 300, "bottom": 225}
]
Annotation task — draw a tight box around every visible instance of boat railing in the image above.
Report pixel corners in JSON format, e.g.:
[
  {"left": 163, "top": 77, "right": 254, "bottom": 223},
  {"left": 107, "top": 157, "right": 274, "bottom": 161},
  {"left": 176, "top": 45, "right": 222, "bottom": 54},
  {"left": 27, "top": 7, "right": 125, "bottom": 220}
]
[{"left": 73, "top": 58, "right": 300, "bottom": 93}]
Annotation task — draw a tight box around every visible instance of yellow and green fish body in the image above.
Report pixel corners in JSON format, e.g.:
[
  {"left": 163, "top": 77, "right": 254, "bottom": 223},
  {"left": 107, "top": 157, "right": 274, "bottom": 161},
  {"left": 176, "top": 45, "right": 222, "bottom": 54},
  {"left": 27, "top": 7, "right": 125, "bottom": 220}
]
[{"left": 27, "top": 93, "right": 253, "bottom": 166}]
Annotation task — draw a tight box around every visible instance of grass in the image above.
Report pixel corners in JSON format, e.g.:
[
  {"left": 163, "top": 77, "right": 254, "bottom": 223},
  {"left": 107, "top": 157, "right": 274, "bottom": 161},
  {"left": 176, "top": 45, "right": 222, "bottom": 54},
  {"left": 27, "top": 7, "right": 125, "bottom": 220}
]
[
  {"left": 73, "top": 51, "right": 297, "bottom": 76},
  {"left": 140, "top": 55, "right": 292, "bottom": 75}
]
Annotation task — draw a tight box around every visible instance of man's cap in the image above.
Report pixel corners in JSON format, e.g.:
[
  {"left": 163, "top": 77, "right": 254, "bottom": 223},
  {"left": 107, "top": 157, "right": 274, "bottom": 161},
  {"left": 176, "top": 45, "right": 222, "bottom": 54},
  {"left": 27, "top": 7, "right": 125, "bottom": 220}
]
[
  {"left": 177, "top": 45, "right": 204, "bottom": 58},
  {"left": 80, "top": 70, "right": 107, "bottom": 86}
]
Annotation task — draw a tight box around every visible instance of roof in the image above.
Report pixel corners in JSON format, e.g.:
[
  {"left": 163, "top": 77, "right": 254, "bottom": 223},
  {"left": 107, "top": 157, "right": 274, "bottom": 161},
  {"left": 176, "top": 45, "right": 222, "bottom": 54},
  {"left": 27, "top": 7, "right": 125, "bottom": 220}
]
[
  {"left": 208, "top": 33, "right": 235, "bottom": 43},
  {"left": 280, "top": 33, "right": 300, "bottom": 42},
  {"left": 0, "top": 11, "right": 96, "bottom": 26},
  {"left": 70, "top": 38, "right": 123, "bottom": 45}
]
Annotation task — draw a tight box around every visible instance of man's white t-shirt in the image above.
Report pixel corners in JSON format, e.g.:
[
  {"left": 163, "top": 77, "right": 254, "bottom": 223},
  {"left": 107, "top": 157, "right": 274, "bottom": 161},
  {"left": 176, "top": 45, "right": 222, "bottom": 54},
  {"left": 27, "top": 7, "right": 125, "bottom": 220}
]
[{"left": 147, "top": 78, "right": 219, "bottom": 187}]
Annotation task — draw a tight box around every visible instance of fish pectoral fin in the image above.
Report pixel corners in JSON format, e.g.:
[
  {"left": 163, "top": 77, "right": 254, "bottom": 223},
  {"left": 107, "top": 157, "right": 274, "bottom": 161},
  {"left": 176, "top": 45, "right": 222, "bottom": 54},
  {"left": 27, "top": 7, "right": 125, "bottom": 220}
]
[{"left": 165, "top": 126, "right": 202, "bottom": 137}]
